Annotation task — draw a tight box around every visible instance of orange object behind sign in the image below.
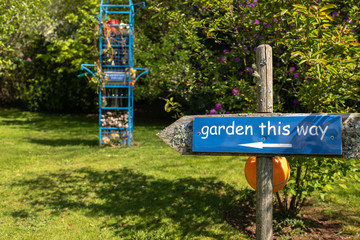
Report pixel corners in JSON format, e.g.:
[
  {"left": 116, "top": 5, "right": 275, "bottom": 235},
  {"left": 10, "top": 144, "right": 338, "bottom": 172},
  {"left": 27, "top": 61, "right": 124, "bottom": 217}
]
[{"left": 245, "top": 156, "right": 290, "bottom": 193}]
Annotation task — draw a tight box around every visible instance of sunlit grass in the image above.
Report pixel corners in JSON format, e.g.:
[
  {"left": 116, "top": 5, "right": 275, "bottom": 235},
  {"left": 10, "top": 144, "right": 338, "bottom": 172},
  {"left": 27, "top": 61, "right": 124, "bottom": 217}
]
[
  {"left": 0, "top": 108, "right": 250, "bottom": 239},
  {"left": 0, "top": 108, "right": 359, "bottom": 239}
]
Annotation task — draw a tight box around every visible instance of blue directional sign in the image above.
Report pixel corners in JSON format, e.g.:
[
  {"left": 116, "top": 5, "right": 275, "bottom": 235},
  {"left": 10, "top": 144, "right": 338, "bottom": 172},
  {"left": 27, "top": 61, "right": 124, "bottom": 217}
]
[{"left": 192, "top": 116, "right": 342, "bottom": 155}]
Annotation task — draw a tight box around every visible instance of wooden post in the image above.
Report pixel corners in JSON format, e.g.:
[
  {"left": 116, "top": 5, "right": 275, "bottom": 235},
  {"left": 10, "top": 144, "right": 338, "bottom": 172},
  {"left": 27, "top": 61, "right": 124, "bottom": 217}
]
[{"left": 256, "top": 44, "right": 273, "bottom": 240}]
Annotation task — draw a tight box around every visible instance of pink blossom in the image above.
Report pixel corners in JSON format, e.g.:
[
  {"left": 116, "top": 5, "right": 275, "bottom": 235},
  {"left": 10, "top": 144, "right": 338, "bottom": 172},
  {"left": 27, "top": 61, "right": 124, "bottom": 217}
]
[
  {"left": 232, "top": 88, "right": 240, "bottom": 96},
  {"left": 209, "top": 109, "right": 217, "bottom": 115},
  {"left": 215, "top": 103, "right": 223, "bottom": 111},
  {"left": 247, "top": 67, "right": 254, "bottom": 74}
]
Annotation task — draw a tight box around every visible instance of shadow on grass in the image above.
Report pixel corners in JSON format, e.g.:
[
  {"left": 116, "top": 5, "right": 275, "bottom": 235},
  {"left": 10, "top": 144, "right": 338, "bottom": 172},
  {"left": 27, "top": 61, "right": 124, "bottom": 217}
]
[
  {"left": 0, "top": 109, "right": 169, "bottom": 148},
  {"left": 0, "top": 109, "right": 168, "bottom": 133},
  {"left": 0, "top": 109, "right": 98, "bottom": 133},
  {"left": 11, "top": 167, "right": 256, "bottom": 239},
  {"left": 26, "top": 137, "right": 98, "bottom": 147}
]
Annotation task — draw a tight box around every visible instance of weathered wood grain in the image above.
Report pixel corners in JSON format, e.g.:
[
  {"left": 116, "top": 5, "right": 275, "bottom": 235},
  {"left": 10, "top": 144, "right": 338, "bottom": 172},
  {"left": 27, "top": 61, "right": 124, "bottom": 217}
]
[
  {"left": 157, "top": 113, "right": 360, "bottom": 159},
  {"left": 255, "top": 44, "right": 273, "bottom": 240},
  {"left": 256, "top": 44, "right": 273, "bottom": 113}
]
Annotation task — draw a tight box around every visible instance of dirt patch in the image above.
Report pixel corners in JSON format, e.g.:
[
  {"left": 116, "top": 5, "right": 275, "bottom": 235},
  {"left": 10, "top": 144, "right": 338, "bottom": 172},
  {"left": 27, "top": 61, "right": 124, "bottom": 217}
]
[{"left": 225, "top": 204, "right": 358, "bottom": 240}]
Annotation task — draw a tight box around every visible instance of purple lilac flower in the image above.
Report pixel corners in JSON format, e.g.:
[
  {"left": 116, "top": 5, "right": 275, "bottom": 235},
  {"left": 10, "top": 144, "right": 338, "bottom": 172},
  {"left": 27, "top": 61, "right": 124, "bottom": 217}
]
[
  {"left": 26, "top": 58, "right": 32, "bottom": 61},
  {"left": 232, "top": 88, "right": 240, "bottom": 96},
  {"left": 225, "top": 111, "right": 232, "bottom": 114},
  {"left": 253, "top": 33, "right": 258, "bottom": 37},
  {"left": 209, "top": 109, "right": 217, "bottom": 115},
  {"left": 332, "top": 11, "right": 339, "bottom": 18},
  {"left": 253, "top": 47, "right": 257, "bottom": 52},
  {"left": 293, "top": 72, "right": 300, "bottom": 78},
  {"left": 317, "top": 0, "right": 322, "bottom": 3},
  {"left": 19, "top": 53, "right": 24, "bottom": 57},
  {"left": 219, "top": 57, "right": 226, "bottom": 63},
  {"left": 223, "top": 49, "right": 230, "bottom": 53},
  {"left": 235, "top": 57, "right": 241, "bottom": 63},
  {"left": 289, "top": 66, "right": 296, "bottom": 73},
  {"left": 265, "top": 24, "right": 271, "bottom": 29},
  {"left": 215, "top": 103, "right": 223, "bottom": 111},
  {"left": 278, "top": 48, "right": 283, "bottom": 54},
  {"left": 248, "top": 3, "right": 255, "bottom": 7},
  {"left": 237, "top": 3, "right": 243, "bottom": 7},
  {"left": 273, "top": 18, "right": 278, "bottom": 22},
  {"left": 254, "top": 19, "right": 260, "bottom": 24},
  {"left": 247, "top": 67, "right": 254, "bottom": 74},
  {"left": 293, "top": 99, "right": 300, "bottom": 105}
]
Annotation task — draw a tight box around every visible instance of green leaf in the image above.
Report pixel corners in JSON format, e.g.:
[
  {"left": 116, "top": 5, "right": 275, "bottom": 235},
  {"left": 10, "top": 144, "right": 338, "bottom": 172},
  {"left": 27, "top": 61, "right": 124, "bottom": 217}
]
[
  {"left": 293, "top": 4, "right": 307, "bottom": 10},
  {"left": 320, "top": 4, "right": 337, "bottom": 12},
  {"left": 313, "top": 58, "right": 327, "bottom": 65},
  {"left": 281, "top": 9, "right": 288, "bottom": 16},
  {"left": 338, "top": 183, "right": 348, "bottom": 189},
  {"left": 290, "top": 51, "right": 305, "bottom": 59},
  {"left": 326, "top": 65, "right": 338, "bottom": 74}
]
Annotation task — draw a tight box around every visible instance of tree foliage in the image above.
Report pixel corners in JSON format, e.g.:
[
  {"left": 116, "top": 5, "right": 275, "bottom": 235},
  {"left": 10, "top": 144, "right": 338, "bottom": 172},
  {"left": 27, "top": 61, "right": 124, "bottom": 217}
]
[
  {"left": 137, "top": 0, "right": 360, "bottom": 115},
  {"left": 0, "top": 0, "right": 99, "bottom": 112}
]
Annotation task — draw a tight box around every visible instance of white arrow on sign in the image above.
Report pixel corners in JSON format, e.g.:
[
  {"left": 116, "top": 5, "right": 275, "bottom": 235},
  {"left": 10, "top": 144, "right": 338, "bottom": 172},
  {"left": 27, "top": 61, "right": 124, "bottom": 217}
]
[{"left": 238, "top": 142, "right": 293, "bottom": 149}]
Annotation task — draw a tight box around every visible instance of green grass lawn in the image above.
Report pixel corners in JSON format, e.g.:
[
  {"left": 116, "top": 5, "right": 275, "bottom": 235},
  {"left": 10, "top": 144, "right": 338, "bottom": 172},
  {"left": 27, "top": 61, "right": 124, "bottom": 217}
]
[{"left": 0, "top": 108, "right": 359, "bottom": 239}]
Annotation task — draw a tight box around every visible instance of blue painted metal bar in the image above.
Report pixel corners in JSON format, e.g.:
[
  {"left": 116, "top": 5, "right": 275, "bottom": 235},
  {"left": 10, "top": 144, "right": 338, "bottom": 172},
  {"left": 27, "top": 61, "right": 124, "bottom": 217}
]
[
  {"left": 133, "top": 68, "right": 149, "bottom": 83},
  {"left": 101, "top": 127, "right": 128, "bottom": 130},
  {"left": 102, "top": 4, "right": 131, "bottom": 7},
  {"left": 101, "top": 107, "right": 131, "bottom": 110},
  {"left": 105, "top": 11, "right": 130, "bottom": 14},
  {"left": 102, "top": 44, "right": 130, "bottom": 47},
  {"left": 99, "top": 86, "right": 102, "bottom": 146},
  {"left": 80, "top": 64, "right": 96, "bottom": 78}
]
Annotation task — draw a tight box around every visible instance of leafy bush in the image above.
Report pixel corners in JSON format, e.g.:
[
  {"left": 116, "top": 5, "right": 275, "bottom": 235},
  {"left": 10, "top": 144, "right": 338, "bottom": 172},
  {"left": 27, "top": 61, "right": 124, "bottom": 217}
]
[
  {"left": 1, "top": 0, "right": 99, "bottom": 112},
  {"left": 138, "top": 0, "right": 360, "bottom": 216},
  {"left": 137, "top": 0, "right": 359, "bottom": 115}
]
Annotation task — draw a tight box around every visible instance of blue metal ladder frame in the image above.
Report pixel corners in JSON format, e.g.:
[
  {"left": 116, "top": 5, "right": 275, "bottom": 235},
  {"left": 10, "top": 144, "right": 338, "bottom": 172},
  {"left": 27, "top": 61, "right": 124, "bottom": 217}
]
[{"left": 81, "top": 0, "right": 148, "bottom": 147}]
